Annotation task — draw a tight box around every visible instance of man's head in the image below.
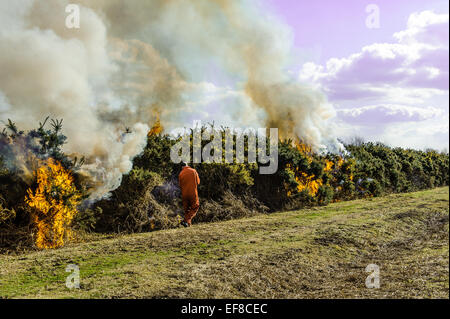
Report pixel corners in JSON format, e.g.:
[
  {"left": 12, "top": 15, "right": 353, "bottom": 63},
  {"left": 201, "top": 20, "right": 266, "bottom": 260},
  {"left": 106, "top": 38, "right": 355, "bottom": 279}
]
[{"left": 178, "top": 161, "right": 188, "bottom": 173}]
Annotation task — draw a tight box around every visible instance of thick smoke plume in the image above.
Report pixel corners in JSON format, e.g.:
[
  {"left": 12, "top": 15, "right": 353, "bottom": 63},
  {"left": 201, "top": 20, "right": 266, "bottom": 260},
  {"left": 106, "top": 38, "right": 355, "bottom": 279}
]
[{"left": 0, "top": 0, "right": 340, "bottom": 200}]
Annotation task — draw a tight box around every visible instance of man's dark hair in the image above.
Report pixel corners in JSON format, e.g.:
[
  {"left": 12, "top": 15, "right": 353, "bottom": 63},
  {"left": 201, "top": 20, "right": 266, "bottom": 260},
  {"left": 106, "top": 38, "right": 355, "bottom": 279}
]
[{"left": 177, "top": 161, "right": 188, "bottom": 175}]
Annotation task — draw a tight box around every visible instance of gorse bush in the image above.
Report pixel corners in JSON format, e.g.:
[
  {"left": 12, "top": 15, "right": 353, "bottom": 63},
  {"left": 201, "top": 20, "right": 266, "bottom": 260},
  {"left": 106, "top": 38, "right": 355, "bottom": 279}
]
[
  {"left": 25, "top": 158, "right": 81, "bottom": 249},
  {"left": 0, "top": 119, "right": 448, "bottom": 249},
  {"left": 346, "top": 142, "right": 449, "bottom": 194},
  {"left": 0, "top": 119, "right": 86, "bottom": 250},
  {"left": 93, "top": 126, "right": 448, "bottom": 234},
  {"left": 94, "top": 168, "right": 171, "bottom": 233}
]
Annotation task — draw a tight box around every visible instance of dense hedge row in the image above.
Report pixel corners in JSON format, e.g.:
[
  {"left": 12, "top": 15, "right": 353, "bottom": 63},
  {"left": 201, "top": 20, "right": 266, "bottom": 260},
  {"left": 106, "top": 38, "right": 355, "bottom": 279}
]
[
  {"left": 92, "top": 129, "right": 449, "bottom": 233},
  {"left": 0, "top": 120, "right": 448, "bottom": 249}
]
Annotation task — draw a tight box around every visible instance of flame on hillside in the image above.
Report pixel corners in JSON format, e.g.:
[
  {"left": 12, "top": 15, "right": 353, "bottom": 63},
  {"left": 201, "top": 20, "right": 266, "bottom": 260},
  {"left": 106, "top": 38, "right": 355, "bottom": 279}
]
[
  {"left": 26, "top": 159, "right": 81, "bottom": 249},
  {"left": 148, "top": 115, "right": 163, "bottom": 137},
  {"left": 286, "top": 140, "right": 337, "bottom": 197}
]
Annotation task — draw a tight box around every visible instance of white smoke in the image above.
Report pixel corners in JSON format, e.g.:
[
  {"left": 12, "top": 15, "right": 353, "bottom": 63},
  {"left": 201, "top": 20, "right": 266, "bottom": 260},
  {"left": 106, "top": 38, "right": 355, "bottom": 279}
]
[
  {"left": 0, "top": 0, "right": 341, "bottom": 200},
  {"left": 0, "top": 0, "right": 150, "bottom": 199}
]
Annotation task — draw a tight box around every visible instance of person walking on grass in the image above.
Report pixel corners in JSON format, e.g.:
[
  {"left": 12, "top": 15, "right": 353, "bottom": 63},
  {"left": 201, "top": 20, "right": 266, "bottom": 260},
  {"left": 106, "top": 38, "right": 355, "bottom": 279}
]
[{"left": 178, "top": 162, "right": 200, "bottom": 227}]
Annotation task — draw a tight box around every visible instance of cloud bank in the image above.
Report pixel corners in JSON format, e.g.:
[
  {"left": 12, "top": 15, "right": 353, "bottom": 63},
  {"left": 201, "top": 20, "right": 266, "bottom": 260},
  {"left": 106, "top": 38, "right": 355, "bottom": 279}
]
[{"left": 299, "top": 10, "right": 449, "bottom": 151}]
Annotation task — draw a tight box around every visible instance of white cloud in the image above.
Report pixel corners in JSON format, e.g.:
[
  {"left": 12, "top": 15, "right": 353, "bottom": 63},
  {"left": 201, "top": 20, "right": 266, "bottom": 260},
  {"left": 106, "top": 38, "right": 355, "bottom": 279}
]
[
  {"left": 338, "top": 104, "right": 443, "bottom": 124},
  {"left": 299, "top": 11, "right": 449, "bottom": 99},
  {"left": 298, "top": 10, "right": 449, "bottom": 150},
  {"left": 394, "top": 10, "right": 449, "bottom": 45}
]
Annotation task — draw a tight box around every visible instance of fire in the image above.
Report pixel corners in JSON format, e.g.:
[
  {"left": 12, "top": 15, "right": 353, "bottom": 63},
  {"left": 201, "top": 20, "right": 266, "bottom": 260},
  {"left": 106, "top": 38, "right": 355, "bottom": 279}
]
[
  {"left": 25, "top": 158, "right": 81, "bottom": 249},
  {"left": 297, "top": 171, "right": 321, "bottom": 196},
  {"left": 324, "top": 159, "right": 334, "bottom": 172},
  {"left": 295, "top": 140, "right": 313, "bottom": 157},
  {"left": 285, "top": 140, "right": 323, "bottom": 197},
  {"left": 286, "top": 140, "right": 340, "bottom": 198},
  {"left": 148, "top": 114, "right": 163, "bottom": 137}
]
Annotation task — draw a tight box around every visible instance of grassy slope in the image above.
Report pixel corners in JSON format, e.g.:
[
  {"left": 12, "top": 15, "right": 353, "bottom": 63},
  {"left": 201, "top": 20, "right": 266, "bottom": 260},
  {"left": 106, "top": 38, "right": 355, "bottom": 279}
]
[{"left": 0, "top": 187, "right": 448, "bottom": 299}]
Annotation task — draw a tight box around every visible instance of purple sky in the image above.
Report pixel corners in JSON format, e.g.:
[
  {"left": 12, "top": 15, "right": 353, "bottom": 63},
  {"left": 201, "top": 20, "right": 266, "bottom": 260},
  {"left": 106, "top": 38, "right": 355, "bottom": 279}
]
[
  {"left": 264, "top": 0, "right": 449, "bottom": 150},
  {"left": 267, "top": 0, "right": 448, "bottom": 63}
]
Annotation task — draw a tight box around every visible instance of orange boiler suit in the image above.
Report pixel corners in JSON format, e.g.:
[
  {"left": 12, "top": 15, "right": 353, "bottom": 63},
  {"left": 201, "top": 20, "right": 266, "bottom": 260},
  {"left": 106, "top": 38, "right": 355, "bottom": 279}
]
[{"left": 178, "top": 166, "right": 200, "bottom": 225}]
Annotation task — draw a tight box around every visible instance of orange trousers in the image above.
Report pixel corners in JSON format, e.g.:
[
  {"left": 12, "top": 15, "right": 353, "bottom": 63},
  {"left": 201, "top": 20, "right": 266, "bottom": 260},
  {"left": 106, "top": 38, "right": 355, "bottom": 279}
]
[{"left": 182, "top": 197, "right": 199, "bottom": 225}]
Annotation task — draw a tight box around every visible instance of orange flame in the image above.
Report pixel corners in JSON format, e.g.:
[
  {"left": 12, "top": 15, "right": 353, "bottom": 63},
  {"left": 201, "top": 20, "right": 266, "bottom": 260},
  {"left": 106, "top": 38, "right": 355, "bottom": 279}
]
[
  {"left": 25, "top": 159, "right": 81, "bottom": 249},
  {"left": 286, "top": 140, "right": 323, "bottom": 197},
  {"left": 287, "top": 140, "right": 354, "bottom": 201},
  {"left": 295, "top": 140, "right": 313, "bottom": 157},
  {"left": 148, "top": 113, "right": 163, "bottom": 137}
]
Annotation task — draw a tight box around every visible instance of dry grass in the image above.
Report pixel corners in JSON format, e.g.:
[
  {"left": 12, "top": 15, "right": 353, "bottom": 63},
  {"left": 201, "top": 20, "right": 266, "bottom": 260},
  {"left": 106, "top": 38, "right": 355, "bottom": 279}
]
[{"left": 0, "top": 187, "right": 448, "bottom": 299}]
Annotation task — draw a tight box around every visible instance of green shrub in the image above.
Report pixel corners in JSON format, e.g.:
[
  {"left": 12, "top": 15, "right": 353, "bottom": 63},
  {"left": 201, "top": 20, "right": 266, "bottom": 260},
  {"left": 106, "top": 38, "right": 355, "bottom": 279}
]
[
  {"left": 317, "top": 185, "right": 334, "bottom": 206},
  {"left": 94, "top": 168, "right": 167, "bottom": 233}
]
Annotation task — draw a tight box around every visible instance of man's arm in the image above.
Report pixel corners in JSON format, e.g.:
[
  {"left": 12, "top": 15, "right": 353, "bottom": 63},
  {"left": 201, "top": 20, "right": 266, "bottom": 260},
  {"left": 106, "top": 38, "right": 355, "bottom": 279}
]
[{"left": 196, "top": 171, "right": 200, "bottom": 185}]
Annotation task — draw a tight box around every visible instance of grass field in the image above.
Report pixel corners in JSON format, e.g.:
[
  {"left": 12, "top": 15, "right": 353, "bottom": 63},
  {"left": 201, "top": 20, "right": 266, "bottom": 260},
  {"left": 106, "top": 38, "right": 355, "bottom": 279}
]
[{"left": 0, "top": 187, "right": 448, "bottom": 299}]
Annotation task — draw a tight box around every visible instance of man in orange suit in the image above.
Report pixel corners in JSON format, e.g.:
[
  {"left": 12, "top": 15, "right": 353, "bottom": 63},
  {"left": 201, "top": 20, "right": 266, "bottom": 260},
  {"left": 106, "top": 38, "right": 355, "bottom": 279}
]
[{"left": 178, "top": 162, "right": 200, "bottom": 227}]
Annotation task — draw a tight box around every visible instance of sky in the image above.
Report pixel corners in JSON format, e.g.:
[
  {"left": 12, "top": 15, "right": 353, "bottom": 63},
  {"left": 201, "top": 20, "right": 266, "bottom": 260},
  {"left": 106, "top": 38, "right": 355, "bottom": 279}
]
[
  {"left": 0, "top": 0, "right": 444, "bottom": 198},
  {"left": 0, "top": 0, "right": 447, "bottom": 154},
  {"left": 265, "top": 0, "right": 449, "bottom": 151}
]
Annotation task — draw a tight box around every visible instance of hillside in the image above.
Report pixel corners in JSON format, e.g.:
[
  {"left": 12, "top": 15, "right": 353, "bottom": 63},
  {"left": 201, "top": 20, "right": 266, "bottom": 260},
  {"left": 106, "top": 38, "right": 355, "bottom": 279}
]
[{"left": 0, "top": 187, "right": 448, "bottom": 299}]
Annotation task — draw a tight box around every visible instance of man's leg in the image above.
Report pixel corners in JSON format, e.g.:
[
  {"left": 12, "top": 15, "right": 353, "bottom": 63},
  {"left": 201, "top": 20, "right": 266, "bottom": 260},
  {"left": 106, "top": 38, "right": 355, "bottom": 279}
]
[
  {"left": 182, "top": 198, "right": 190, "bottom": 226},
  {"left": 186, "top": 201, "right": 200, "bottom": 225},
  {"left": 184, "top": 198, "right": 199, "bottom": 225}
]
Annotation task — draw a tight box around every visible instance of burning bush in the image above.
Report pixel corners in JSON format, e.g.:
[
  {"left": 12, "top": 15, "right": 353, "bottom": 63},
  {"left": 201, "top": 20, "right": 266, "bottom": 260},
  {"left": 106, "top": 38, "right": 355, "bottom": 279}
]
[
  {"left": 26, "top": 159, "right": 81, "bottom": 249},
  {"left": 0, "top": 118, "right": 87, "bottom": 250}
]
